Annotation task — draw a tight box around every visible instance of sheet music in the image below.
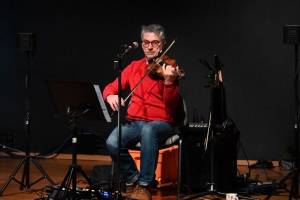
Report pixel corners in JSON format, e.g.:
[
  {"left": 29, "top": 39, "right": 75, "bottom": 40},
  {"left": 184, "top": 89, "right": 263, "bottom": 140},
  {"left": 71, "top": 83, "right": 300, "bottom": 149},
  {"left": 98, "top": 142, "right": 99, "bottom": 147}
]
[{"left": 94, "top": 85, "right": 112, "bottom": 122}]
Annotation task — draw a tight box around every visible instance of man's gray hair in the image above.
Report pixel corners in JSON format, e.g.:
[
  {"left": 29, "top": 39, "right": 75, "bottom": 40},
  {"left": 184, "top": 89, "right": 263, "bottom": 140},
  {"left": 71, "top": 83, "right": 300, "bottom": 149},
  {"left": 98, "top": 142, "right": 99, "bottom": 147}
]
[{"left": 141, "top": 24, "right": 165, "bottom": 41}]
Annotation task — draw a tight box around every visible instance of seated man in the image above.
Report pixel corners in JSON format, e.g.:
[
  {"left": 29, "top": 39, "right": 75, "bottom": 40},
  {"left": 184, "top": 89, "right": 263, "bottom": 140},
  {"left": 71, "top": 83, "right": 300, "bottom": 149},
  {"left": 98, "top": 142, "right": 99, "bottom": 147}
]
[{"left": 103, "top": 24, "right": 181, "bottom": 200}]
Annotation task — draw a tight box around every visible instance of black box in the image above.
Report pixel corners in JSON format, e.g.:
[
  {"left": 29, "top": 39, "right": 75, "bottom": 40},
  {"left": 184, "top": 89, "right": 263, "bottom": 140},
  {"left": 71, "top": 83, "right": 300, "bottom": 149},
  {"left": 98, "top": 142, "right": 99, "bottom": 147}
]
[
  {"left": 17, "top": 33, "right": 37, "bottom": 51},
  {"left": 284, "top": 25, "right": 300, "bottom": 45},
  {"left": 180, "top": 129, "right": 239, "bottom": 194}
]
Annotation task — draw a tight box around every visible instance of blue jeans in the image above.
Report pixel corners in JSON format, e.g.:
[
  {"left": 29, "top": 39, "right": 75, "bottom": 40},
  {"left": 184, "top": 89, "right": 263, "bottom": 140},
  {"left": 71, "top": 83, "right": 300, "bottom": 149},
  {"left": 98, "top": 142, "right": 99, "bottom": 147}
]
[{"left": 106, "top": 120, "right": 174, "bottom": 186}]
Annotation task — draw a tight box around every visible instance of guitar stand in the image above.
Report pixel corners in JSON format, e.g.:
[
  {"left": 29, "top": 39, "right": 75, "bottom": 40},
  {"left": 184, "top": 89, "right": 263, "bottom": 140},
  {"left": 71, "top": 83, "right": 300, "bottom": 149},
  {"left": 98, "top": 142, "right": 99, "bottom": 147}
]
[
  {"left": 183, "top": 56, "right": 259, "bottom": 200},
  {"left": 0, "top": 145, "right": 55, "bottom": 196},
  {"left": 52, "top": 108, "right": 102, "bottom": 200}
]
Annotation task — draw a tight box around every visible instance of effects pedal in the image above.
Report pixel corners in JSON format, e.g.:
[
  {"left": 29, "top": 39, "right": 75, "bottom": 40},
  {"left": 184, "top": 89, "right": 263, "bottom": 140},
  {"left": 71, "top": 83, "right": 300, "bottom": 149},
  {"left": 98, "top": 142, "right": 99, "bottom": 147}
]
[{"left": 241, "top": 183, "right": 278, "bottom": 195}]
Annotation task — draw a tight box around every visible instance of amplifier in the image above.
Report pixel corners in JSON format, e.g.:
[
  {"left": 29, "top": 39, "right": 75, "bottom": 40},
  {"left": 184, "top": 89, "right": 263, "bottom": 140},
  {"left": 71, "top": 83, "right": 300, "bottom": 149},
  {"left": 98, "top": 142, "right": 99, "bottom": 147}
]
[
  {"left": 180, "top": 128, "right": 239, "bottom": 194},
  {"left": 183, "top": 121, "right": 236, "bottom": 133},
  {"left": 187, "top": 122, "right": 208, "bottom": 129}
]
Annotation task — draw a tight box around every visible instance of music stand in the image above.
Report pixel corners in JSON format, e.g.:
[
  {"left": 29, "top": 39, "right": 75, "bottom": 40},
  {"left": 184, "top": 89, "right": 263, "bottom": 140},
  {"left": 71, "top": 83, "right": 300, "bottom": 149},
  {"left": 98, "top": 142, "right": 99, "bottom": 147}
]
[{"left": 45, "top": 79, "right": 111, "bottom": 200}]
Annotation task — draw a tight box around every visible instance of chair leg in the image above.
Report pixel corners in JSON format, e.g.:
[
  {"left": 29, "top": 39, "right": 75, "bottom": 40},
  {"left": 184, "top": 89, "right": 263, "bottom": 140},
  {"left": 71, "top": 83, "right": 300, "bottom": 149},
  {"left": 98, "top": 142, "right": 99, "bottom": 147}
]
[{"left": 177, "top": 137, "right": 183, "bottom": 200}]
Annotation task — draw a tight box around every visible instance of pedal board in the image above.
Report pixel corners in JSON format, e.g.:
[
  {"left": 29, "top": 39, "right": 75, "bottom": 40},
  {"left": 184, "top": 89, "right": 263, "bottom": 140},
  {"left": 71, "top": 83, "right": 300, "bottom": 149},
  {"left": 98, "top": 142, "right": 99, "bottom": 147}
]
[
  {"left": 44, "top": 185, "right": 113, "bottom": 200},
  {"left": 241, "top": 183, "right": 279, "bottom": 195}
]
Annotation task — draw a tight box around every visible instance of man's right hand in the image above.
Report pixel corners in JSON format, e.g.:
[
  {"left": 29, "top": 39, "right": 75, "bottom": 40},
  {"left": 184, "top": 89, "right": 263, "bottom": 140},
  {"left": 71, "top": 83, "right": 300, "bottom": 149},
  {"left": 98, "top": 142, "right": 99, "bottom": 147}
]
[{"left": 106, "top": 95, "right": 125, "bottom": 111}]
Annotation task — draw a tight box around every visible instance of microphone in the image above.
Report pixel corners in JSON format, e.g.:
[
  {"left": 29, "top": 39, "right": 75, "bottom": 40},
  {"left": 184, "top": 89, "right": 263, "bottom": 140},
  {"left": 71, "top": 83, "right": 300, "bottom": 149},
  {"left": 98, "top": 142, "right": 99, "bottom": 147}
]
[{"left": 122, "top": 42, "right": 139, "bottom": 49}]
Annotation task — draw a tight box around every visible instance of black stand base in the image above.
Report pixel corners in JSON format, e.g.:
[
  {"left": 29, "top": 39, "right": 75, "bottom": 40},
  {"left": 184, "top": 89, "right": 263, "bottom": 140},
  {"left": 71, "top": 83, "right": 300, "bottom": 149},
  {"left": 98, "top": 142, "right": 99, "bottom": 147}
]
[
  {"left": 288, "top": 169, "right": 300, "bottom": 200},
  {"left": 53, "top": 164, "right": 102, "bottom": 200},
  {"left": 113, "top": 191, "right": 123, "bottom": 200},
  {"left": 264, "top": 169, "right": 299, "bottom": 200},
  {"left": 0, "top": 156, "right": 55, "bottom": 196}
]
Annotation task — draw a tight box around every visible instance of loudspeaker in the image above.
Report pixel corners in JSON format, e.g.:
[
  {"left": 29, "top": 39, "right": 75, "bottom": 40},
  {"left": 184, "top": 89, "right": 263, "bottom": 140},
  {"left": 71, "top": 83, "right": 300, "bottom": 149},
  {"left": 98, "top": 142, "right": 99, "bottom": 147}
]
[
  {"left": 284, "top": 25, "right": 300, "bottom": 45},
  {"left": 17, "top": 33, "right": 37, "bottom": 51},
  {"left": 77, "top": 131, "right": 104, "bottom": 154},
  {"left": 181, "top": 129, "right": 239, "bottom": 194},
  {"left": 0, "top": 133, "right": 14, "bottom": 148}
]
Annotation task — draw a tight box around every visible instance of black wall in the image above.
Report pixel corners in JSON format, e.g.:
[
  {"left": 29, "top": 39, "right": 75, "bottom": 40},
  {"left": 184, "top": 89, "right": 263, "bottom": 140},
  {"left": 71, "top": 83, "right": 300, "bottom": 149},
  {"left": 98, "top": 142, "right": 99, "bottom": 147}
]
[{"left": 0, "top": 0, "right": 299, "bottom": 160}]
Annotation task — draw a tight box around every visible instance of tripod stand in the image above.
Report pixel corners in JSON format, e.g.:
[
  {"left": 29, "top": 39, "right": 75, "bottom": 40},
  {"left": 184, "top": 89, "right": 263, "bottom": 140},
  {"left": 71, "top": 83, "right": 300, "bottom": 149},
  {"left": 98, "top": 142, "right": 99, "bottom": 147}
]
[
  {"left": 0, "top": 46, "right": 55, "bottom": 196},
  {"left": 265, "top": 42, "right": 300, "bottom": 200},
  {"left": 46, "top": 79, "right": 112, "bottom": 200},
  {"left": 54, "top": 108, "right": 103, "bottom": 200}
]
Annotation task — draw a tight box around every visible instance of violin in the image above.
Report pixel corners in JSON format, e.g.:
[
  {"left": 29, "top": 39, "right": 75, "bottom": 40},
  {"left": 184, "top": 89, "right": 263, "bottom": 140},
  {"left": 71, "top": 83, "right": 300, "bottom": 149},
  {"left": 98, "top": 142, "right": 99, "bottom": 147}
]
[{"left": 146, "top": 54, "right": 186, "bottom": 80}]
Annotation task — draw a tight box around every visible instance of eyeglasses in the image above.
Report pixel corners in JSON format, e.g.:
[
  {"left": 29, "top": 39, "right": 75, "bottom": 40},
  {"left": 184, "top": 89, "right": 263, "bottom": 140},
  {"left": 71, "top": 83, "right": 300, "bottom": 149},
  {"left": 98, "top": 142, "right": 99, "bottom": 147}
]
[{"left": 142, "top": 40, "right": 161, "bottom": 48}]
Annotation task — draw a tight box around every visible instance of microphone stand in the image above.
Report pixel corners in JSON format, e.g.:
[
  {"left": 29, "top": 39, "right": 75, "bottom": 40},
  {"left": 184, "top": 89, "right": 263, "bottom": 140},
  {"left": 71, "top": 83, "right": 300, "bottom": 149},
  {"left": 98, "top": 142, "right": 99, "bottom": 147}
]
[{"left": 112, "top": 46, "right": 134, "bottom": 200}]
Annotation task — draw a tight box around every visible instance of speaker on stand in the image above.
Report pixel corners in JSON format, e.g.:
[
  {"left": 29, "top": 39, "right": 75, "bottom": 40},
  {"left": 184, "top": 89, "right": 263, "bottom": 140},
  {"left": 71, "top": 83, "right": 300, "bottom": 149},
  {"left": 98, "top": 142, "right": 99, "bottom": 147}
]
[
  {"left": 284, "top": 25, "right": 300, "bottom": 45},
  {"left": 0, "top": 33, "right": 55, "bottom": 196},
  {"left": 266, "top": 25, "right": 300, "bottom": 200}
]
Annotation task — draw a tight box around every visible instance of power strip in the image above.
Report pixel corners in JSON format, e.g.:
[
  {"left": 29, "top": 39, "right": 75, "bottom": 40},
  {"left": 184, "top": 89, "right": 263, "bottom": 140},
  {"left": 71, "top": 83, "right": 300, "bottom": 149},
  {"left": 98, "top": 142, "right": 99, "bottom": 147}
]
[{"left": 242, "top": 183, "right": 278, "bottom": 195}]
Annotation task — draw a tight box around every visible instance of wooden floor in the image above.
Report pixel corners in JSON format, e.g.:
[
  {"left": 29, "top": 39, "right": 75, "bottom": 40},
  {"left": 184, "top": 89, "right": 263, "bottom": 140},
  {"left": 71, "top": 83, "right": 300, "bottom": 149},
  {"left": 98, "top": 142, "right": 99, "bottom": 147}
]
[{"left": 0, "top": 155, "right": 298, "bottom": 200}]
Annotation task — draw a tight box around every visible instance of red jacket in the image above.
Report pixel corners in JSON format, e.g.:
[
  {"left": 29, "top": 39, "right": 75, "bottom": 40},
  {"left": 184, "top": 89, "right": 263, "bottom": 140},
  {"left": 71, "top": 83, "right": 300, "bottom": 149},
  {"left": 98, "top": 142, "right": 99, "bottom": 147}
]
[{"left": 103, "top": 57, "right": 180, "bottom": 123}]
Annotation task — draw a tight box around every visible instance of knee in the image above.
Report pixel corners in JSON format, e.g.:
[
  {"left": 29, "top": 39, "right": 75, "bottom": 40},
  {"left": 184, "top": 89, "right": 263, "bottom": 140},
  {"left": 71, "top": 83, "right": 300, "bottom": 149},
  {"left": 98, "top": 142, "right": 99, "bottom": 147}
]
[
  {"left": 140, "top": 125, "right": 157, "bottom": 139},
  {"left": 106, "top": 134, "right": 117, "bottom": 151}
]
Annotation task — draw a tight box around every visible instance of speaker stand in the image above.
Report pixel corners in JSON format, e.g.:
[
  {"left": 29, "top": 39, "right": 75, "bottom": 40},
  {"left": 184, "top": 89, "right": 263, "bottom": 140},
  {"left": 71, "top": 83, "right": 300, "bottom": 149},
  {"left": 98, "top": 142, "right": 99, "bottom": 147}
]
[
  {"left": 265, "top": 44, "right": 299, "bottom": 200},
  {"left": 0, "top": 50, "right": 55, "bottom": 196},
  {"left": 0, "top": 145, "right": 55, "bottom": 196}
]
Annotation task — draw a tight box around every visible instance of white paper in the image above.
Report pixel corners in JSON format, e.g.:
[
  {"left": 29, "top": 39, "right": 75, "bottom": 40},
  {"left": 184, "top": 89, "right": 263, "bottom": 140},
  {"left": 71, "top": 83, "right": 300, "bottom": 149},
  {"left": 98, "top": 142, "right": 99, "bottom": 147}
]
[{"left": 94, "top": 85, "right": 111, "bottom": 122}]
